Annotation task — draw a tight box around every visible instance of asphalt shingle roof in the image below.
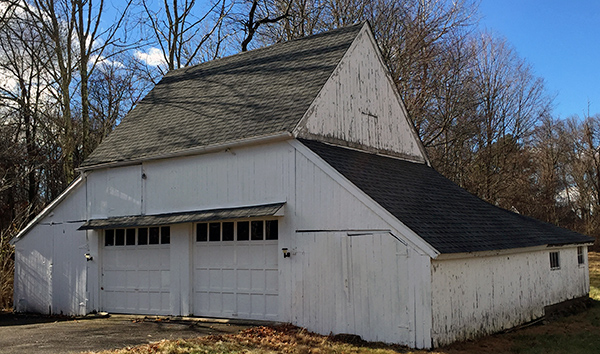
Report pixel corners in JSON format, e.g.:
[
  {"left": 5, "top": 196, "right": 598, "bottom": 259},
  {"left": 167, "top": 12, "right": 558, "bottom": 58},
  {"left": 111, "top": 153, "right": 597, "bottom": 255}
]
[
  {"left": 301, "top": 139, "right": 594, "bottom": 254},
  {"left": 82, "top": 24, "right": 364, "bottom": 167}
]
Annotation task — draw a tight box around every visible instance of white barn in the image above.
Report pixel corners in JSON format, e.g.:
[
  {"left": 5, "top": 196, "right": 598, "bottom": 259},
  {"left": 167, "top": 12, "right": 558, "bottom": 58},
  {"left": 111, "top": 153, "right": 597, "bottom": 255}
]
[{"left": 11, "top": 23, "right": 594, "bottom": 348}]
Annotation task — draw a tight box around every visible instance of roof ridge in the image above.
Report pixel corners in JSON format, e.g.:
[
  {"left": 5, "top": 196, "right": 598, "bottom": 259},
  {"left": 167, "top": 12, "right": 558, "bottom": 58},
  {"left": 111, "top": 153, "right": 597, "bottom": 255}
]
[
  {"left": 82, "top": 23, "right": 364, "bottom": 168},
  {"left": 163, "top": 22, "right": 366, "bottom": 77}
]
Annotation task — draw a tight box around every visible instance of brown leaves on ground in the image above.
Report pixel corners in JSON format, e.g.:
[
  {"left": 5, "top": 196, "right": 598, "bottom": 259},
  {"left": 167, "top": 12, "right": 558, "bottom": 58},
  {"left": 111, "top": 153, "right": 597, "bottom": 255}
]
[{"left": 92, "top": 324, "right": 418, "bottom": 354}]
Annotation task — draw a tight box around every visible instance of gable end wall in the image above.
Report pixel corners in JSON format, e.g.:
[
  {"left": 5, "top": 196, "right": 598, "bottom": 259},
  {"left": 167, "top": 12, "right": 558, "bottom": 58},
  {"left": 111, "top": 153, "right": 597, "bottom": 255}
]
[
  {"left": 13, "top": 180, "right": 88, "bottom": 315},
  {"left": 295, "top": 26, "right": 426, "bottom": 162}
]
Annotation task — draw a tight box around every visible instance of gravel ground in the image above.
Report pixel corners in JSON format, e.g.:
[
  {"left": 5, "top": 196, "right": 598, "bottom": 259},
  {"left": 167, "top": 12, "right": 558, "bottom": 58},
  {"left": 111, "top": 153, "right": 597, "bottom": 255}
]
[{"left": 0, "top": 312, "right": 255, "bottom": 354}]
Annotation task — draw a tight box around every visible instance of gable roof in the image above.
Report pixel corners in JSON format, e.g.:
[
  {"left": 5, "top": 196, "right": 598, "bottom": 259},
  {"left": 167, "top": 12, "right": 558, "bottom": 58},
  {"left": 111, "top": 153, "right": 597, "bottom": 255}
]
[
  {"left": 300, "top": 139, "right": 594, "bottom": 254},
  {"left": 82, "top": 23, "right": 365, "bottom": 168}
]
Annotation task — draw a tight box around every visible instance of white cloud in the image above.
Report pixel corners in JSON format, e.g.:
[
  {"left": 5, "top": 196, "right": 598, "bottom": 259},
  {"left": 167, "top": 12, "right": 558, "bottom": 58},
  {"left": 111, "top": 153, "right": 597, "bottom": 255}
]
[
  {"left": 134, "top": 47, "right": 166, "bottom": 67},
  {"left": 90, "top": 54, "right": 124, "bottom": 69}
]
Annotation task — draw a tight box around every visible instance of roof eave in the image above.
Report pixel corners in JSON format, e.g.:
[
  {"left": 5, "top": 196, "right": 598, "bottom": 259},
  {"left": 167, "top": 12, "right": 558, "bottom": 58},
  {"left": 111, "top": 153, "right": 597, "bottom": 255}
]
[
  {"left": 434, "top": 241, "right": 595, "bottom": 261},
  {"left": 78, "top": 132, "right": 293, "bottom": 172},
  {"left": 10, "top": 175, "right": 85, "bottom": 245}
]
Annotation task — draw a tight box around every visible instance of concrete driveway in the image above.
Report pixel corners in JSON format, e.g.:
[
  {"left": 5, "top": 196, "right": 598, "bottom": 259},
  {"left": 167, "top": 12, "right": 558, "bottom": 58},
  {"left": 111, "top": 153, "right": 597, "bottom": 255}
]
[{"left": 0, "top": 312, "right": 255, "bottom": 354}]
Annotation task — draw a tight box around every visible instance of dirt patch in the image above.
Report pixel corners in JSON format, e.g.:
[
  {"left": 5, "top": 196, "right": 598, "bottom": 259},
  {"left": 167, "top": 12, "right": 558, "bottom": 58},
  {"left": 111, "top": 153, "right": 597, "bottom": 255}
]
[{"left": 0, "top": 312, "right": 253, "bottom": 354}]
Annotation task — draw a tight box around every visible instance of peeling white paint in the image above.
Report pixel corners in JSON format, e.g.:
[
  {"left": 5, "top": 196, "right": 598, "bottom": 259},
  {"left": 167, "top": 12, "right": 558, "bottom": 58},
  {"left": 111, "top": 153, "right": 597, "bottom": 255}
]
[
  {"left": 295, "top": 26, "right": 426, "bottom": 163},
  {"left": 431, "top": 247, "right": 590, "bottom": 346}
]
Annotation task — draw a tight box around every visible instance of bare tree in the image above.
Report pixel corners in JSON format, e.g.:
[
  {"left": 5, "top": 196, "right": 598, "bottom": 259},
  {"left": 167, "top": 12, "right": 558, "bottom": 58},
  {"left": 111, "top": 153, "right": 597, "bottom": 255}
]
[
  {"left": 238, "top": 0, "right": 293, "bottom": 51},
  {"left": 141, "top": 0, "right": 231, "bottom": 74},
  {"left": 466, "top": 33, "right": 550, "bottom": 204},
  {"left": 18, "top": 0, "right": 77, "bottom": 184},
  {"left": 74, "top": 0, "right": 133, "bottom": 159}
]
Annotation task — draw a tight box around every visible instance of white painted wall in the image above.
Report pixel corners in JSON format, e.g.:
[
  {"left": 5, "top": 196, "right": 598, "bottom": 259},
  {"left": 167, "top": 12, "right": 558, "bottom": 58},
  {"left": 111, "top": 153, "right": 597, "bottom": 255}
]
[
  {"left": 295, "top": 26, "right": 426, "bottom": 163},
  {"left": 287, "top": 145, "right": 432, "bottom": 348},
  {"left": 86, "top": 164, "right": 143, "bottom": 219},
  {"left": 431, "top": 246, "right": 590, "bottom": 346},
  {"left": 15, "top": 139, "right": 591, "bottom": 350},
  {"left": 82, "top": 141, "right": 432, "bottom": 347},
  {"left": 14, "top": 180, "right": 88, "bottom": 315}
]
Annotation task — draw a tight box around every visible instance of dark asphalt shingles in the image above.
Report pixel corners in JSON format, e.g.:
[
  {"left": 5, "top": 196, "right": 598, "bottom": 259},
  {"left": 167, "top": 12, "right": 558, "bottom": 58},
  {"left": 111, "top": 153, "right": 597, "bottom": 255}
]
[
  {"left": 82, "top": 24, "right": 364, "bottom": 167},
  {"left": 300, "top": 139, "right": 594, "bottom": 254}
]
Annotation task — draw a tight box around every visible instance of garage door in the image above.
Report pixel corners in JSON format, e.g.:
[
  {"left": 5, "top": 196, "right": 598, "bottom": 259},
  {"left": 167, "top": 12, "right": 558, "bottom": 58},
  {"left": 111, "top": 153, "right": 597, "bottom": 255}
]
[
  {"left": 193, "top": 219, "right": 278, "bottom": 320},
  {"left": 102, "top": 226, "right": 171, "bottom": 315}
]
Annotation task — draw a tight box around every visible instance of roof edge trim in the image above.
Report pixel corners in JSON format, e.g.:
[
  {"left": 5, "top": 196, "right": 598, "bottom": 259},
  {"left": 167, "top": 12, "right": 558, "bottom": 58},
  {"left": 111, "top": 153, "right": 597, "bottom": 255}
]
[
  {"left": 79, "top": 132, "right": 293, "bottom": 171},
  {"left": 434, "top": 242, "right": 595, "bottom": 261},
  {"left": 11, "top": 175, "right": 85, "bottom": 245}
]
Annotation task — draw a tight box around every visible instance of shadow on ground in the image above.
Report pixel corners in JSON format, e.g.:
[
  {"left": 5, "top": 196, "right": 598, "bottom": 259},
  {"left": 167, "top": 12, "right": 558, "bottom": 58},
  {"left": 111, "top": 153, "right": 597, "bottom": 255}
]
[{"left": 0, "top": 312, "right": 254, "bottom": 354}]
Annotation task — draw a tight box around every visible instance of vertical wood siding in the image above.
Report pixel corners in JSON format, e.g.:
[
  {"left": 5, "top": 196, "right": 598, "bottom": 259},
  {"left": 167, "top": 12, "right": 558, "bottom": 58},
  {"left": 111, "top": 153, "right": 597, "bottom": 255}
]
[
  {"left": 86, "top": 164, "right": 142, "bottom": 218},
  {"left": 142, "top": 144, "right": 292, "bottom": 215},
  {"left": 431, "top": 247, "right": 590, "bottom": 346},
  {"left": 14, "top": 181, "right": 88, "bottom": 315},
  {"left": 14, "top": 141, "right": 432, "bottom": 347},
  {"left": 288, "top": 149, "right": 432, "bottom": 347},
  {"left": 296, "top": 28, "right": 424, "bottom": 162}
]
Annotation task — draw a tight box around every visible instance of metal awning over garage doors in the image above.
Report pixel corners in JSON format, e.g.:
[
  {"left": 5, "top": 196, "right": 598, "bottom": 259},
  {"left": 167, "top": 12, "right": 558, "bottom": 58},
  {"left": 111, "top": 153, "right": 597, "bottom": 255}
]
[{"left": 78, "top": 202, "right": 285, "bottom": 230}]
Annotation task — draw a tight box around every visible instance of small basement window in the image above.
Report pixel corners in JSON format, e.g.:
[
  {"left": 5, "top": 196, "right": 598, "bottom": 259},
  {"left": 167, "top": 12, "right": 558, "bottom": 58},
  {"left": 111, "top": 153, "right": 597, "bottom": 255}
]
[
  {"left": 578, "top": 246, "right": 585, "bottom": 265},
  {"left": 550, "top": 251, "right": 560, "bottom": 270}
]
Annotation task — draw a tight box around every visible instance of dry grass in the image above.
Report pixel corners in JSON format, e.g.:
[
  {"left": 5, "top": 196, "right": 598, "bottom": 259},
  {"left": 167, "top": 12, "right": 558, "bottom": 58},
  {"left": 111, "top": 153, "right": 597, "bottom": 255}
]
[
  {"left": 588, "top": 252, "right": 600, "bottom": 300},
  {"left": 87, "top": 251, "right": 600, "bottom": 354},
  {"left": 84, "top": 325, "right": 425, "bottom": 354}
]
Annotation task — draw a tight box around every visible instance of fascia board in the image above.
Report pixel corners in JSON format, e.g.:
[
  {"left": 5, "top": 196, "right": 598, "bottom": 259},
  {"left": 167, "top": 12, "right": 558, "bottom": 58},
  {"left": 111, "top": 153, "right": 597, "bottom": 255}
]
[
  {"left": 78, "top": 132, "right": 293, "bottom": 172},
  {"left": 435, "top": 242, "right": 596, "bottom": 261},
  {"left": 10, "top": 175, "right": 85, "bottom": 245}
]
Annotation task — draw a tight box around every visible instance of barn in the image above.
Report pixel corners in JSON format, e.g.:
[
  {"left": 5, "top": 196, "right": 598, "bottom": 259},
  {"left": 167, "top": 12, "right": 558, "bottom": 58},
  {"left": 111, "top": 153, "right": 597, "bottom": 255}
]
[{"left": 11, "top": 23, "right": 594, "bottom": 348}]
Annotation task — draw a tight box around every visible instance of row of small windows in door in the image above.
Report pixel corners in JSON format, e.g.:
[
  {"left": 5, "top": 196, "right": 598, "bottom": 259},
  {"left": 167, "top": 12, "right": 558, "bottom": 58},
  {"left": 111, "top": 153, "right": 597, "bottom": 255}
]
[
  {"left": 105, "top": 227, "right": 170, "bottom": 246},
  {"left": 104, "top": 220, "right": 278, "bottom": 246},
  {"left": 197, "top": 220, "right": 278, "bottom": 242}
]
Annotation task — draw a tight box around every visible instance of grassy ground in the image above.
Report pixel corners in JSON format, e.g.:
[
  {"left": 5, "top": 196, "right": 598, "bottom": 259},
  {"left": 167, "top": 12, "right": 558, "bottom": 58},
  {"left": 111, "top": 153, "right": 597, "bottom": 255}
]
[{"left": 88, "top": 252, "right": 600, "bottom": 354}]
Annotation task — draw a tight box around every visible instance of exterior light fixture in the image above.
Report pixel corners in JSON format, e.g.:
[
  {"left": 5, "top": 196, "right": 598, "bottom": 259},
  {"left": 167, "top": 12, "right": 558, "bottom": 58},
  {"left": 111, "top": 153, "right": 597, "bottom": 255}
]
[
  {"left": 85, "top": 253, "right": 93, "bottom": 261},
  {"left": 282, "top": 248, "right": 290, "bottom": 258}
]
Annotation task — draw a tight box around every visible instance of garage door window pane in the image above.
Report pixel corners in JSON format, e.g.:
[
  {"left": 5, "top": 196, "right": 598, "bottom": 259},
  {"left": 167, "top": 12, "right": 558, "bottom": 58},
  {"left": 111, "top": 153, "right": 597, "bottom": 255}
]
[
  {"left": 161, "top": 226, "right": 170, "bottom": 244},
  {"left": 265, "top": 220, "right": 278, "bottom": 240},
  {"left": 126, "top": 229, "right": 136, "bottom": 245},
  {"left": 115, "top": 229, "right": 125, "bottom": 246},
  {"left": 149, "top": 227, "right": 160, "bottom": 244},
  {"left": 223, "top": 222, "right": 234, "bottom": 241},
  {"left": 105, "top": 229, "right": 114, "bottom": 246},
  {"left": 209, "top": 223, "right": 221, "bottom": 241},
  {"left": 237, "top": 221, "right": 249, "bottom": 240},
  {"left": 138, "top": 228, "right": 148, "bottom": 245},
  {"left": 251, "top": 221, "right": 264, "bottom": 240},
  {"left": 197, "top": 223, "right": 208, "bottom": 242}
]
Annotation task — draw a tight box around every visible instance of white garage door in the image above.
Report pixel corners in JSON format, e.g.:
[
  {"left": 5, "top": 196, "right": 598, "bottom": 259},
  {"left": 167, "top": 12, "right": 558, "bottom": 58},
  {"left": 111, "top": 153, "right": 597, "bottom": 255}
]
[
  {"left": 193, "top": 219, "right": 278, "bottom": 320},
  {"left": 102, "top": 226, "right": 171, "bottom": 315}
]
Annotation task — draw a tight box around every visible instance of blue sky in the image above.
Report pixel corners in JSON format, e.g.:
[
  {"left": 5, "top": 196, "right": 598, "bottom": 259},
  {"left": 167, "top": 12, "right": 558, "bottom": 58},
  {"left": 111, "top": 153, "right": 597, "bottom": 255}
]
[{"left": 478, "top": 0, "right": 600, "bottom": 119}]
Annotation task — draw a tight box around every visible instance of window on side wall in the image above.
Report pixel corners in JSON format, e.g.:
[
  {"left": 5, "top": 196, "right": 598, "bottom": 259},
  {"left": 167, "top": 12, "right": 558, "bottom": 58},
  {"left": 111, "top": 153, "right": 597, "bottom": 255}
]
[
  {"left": 549, "top": 251, "right": 560, "bottom": 270},
  {"left": 578, "top": 246, "right": 585, "bottom": 265}
]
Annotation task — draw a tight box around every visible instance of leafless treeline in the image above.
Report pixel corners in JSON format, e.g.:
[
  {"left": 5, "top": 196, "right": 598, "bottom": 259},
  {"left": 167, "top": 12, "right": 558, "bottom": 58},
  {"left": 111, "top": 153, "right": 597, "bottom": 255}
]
[{"left": 1, "top": 0, "right": 599, "bottom": 307}]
